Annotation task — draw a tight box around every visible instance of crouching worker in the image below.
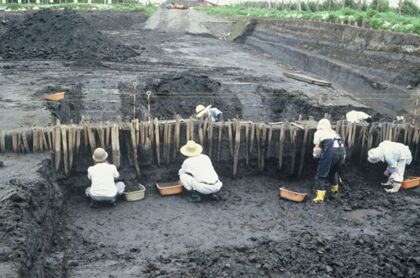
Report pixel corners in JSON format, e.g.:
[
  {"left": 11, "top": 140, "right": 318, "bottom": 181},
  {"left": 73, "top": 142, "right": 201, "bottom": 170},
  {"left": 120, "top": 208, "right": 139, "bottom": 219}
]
[
  {"left": 179, "top": 140, "right": 223, "bottom": 202},
  {"left": 196, "top": 104, "right": 223, "bottom": 122},
  {"left": 313, "top": 119, "right": 346, "bottom": 203},
  {"left": 85, "top": 148, "right": 125, "bottom": 207},
  {"left": 367, "top": 141, "right": 412, "bottom": 193},
  {"left": 346, "top": 110, "right": 372, "bottom": 123}
]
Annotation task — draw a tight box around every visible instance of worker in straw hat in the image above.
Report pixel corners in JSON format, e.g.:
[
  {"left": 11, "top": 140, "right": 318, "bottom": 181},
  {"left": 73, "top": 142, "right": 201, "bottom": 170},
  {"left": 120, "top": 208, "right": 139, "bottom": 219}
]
[
  {"left": 312, "top": 119, "right": 346, "bottom": 203},
  {"left": 85, "top": 148, "right": 125, "bottom": 207},
  {"left": 195, "top": 104, "right": 223, "bottom": 122},
  {"left": 179, "top": 140, "right": 223, "bottom": 202},
  {"left": 368, "top": 140, "right": 412, "bottom": 193}
]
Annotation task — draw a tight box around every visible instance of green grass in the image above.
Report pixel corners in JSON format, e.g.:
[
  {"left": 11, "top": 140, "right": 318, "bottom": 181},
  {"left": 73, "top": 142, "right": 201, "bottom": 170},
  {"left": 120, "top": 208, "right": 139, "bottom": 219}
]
[
  {"left": 202, "top": 6, "right": 420, "bottom": 35},
  {"left": 0, "top": 3, "right": 157, "bottom": 15}
]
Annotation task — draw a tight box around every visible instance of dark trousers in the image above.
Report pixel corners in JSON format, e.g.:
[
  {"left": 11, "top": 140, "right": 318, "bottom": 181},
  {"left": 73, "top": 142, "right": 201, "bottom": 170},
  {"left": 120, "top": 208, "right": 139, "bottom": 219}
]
[{"left": 316, "top": 141, "right": 345, "bottom": 191}]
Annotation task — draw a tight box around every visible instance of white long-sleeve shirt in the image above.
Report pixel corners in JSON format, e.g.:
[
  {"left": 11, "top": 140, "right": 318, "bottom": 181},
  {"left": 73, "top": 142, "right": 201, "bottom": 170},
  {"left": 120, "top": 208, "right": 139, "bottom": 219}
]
[
  {"left": 87, "top": 163, "right": 120, "bottom": 197},
  {"left": 346, "top": 110, "right": 370, "bottom": 123},
  {"left": 179, "top": 154, "right": 219, "bottom": 184}
]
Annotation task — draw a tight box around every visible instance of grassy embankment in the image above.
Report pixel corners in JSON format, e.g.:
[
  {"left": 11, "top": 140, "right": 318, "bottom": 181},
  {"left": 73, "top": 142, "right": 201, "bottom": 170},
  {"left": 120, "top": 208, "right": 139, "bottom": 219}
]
[
  {"left": 0, "top": 2, "right": 157, "bottom": 15},
  {"left": 202, "top": 3, "right": 420, "bottom": 35}
]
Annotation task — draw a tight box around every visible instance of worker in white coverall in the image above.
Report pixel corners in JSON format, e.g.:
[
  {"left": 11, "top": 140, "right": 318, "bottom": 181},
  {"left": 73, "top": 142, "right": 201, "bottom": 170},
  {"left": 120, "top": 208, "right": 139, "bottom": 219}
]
[
  {"left": 85, "top": 148, "right": 125, "bottom": 207},
  {"left": 179, "top": 140, "right": 223, "bottom": 202},
  {"left": 313, "top": 119, "right": 346, "bottom": 203},
  {"left": 368, "top": 141, "right": 412, "bottom": 193},
  {"left": 346, "top": 110, "right": 372, "bottom": 123},
  {"left": 195, "top": 104, "right": 223, "bottom": 122}
]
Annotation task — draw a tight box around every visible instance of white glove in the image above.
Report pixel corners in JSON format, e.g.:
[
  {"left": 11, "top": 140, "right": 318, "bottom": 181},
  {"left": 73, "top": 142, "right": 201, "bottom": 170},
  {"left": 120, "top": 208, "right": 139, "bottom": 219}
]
[{"left": 313, "top": 147, "right": 321, "bottom": 158}]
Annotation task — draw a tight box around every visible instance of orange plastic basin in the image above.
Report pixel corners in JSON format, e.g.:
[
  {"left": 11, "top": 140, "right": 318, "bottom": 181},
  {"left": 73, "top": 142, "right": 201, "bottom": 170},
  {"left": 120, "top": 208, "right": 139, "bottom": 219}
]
[
  {"left": 401, "top": 177, "right": 420, "bottom": 189},
  {"left": 279, "top": 187, "right": 307, "bottom": 202},
  {"left": 156, "top": 181, "right": 183, "bottom": 196},
  {"left": 43, "top": 92, "right": 65, "bottom": 101}
]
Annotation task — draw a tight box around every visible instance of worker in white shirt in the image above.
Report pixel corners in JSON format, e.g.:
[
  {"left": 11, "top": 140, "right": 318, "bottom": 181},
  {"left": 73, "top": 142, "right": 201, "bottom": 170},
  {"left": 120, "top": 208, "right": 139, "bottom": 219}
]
[
  {"left": 85, "top": 148, "right": 125, "bottom": 207},
  {"left": 195, "top": 104, "right": 223, "bottom": 122},
  {"left": 179, "top": 140, "right": 223, "bottom": 202},
  {"left": 368, "top": 141, "right": 412, "bottom": 193},
  {"left": 346, "top": 110, "right": 372, "bottom": 123}
]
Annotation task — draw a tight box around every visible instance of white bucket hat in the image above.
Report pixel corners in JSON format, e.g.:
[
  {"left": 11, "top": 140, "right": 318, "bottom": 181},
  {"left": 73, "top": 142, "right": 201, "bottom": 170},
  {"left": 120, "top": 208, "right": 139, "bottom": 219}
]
[
  {"left": 195, "top": 104, "right": 212, "bottom": 118},
  {"left": 180, "top": 140, "right": 203, "bottom": 157},
  {"left": 92, "top": 148, "right": 108, "bottom": 163},
  {"left": 317, "top": 119, "right": 332, "bottom": 130},
  {"left": 367, "top": 147, "right": 383, "bottom": 163}
]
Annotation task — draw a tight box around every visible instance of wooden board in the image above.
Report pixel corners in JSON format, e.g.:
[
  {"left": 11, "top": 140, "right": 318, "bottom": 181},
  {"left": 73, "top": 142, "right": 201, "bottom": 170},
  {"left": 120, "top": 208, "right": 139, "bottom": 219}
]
[{"left": 284, "top": 72, "right": 331, "bottom": 87}]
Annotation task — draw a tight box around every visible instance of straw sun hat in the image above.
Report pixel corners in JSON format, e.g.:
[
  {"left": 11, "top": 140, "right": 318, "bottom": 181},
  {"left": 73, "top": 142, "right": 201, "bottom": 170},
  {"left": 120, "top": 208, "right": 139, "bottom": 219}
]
[
  {"left": 195, "top": 104, "right": 212, "bottom": 118},
  {"left": 92, "top": 148, "right": 108, "bottom": 163},
  {"left": 180, "top": 140, "right": 203, "bottom": 157}
]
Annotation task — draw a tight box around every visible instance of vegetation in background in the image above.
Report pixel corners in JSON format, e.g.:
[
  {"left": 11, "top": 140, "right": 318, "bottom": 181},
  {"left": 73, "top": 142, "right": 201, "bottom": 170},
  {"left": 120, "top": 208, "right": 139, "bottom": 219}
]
[
  {"left": 202, "top": 0, "right": 420, "bottom": 35},
  {"left": 0, "top": 2, "right": 157, "bottom": 15}
]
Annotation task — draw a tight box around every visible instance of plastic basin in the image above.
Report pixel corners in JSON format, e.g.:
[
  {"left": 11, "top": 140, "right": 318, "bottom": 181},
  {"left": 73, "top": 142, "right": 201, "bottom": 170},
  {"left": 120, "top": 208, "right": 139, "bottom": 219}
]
[{"left": 279, "top": 187, "right": 307, "bottom": 202}]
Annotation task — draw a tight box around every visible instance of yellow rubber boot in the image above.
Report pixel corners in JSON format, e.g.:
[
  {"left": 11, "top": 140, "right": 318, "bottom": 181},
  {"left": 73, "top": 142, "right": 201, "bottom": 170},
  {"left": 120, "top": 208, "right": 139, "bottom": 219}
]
[
  {"left": 331, "top": 185, "right": 339, "bottom": 194},
  {"left": 313, "top": 190, "right": 326, "bottom": 203}
]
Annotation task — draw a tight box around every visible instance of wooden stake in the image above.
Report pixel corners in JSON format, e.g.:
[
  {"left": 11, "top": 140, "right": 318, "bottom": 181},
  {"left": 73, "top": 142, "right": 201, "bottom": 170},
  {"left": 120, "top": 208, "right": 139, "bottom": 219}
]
[
  {"left": 245, "top": 122, "right": 249, "bottom": 165},
  {"left": 111, "top": 125, "right": 120, "bottom": 168},
  {"left": 227, "top": 121, "right": 233, "bottom": 157},
  {"left": 154, "top": 118, "right": 161, "bottom": 166},
  {"left": 54, "top": 125, "right": 61, "bottom": 171},
  {"left": 33, "top": 128, "right": 39, "bottom": 152},
  {"left": 61, "top": 127, "right": 69, "bottom": 175},
  {"left": 21, "top": 131, "right": 30, "bottom": 153},
  {"left": 208, "top": 117, "right": 213, "bottom": 159},
  {"left": 266, "top": 126, "right": 272, "bottom": 159},
  {"left": 256, "top": 124, "right": 261, "bottom": 171},
  {"left": 290, "top": 127, "right": 297, "bottom": 175},
  {"left": 233, "top": 120, "right": 241, "bottom": 177},
  {"left": 0, "top": 131, "right": 5, "bottom": 153},
  {"left": 278, "top": 124, "right": 285, "bottom": 170},
  {"left": 174, "top": 115, "right": 181, "bottom": 160},
  {"left": 260, "top": 124, "right": 267, "bottom": 171},
  {"left": 167, "top": 123, "right": 172, "bottom": 165},
  {"left": 130, "top": 121, "right": 140, "bottom": 177},
  {"left": 217, "top": 123, "right": 223, "bottom": 161},
  {"left": 250, "top": 123, "right": 256, "bottom": 153},
  {"left": 298, "top": 124, "right": 309, "bottom": 176}
]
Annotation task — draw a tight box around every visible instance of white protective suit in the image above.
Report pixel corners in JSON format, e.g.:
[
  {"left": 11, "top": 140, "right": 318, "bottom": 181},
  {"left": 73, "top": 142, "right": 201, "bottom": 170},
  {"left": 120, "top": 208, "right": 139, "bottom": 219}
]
[
  {"left": 368, "top": 141, "right": 412, "bottom": 183},
  {"left": 346, "top": 110, "right": 371, "bottom": 123},
  {"left": 179, "top": 154, "right": 223, "bottom": 195}
]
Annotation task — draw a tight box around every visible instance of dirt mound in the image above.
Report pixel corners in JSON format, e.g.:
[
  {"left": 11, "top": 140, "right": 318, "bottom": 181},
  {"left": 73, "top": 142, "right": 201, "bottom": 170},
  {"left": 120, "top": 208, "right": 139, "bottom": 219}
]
[{"left": 0, "top": 9, "right": 138, "bottom": 61}]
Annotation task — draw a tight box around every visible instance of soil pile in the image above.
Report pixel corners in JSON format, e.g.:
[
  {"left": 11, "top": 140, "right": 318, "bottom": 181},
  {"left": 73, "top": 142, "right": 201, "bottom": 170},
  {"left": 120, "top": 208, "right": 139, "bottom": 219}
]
[{"left": 0, "top": 9, "right": 138, "bottom": 61}]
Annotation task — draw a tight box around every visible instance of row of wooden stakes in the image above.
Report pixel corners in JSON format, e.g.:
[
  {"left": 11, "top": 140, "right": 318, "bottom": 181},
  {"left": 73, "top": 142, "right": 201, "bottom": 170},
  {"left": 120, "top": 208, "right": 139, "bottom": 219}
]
[{"left": 1, "top": 117, "right": 420, "bottom": 177}]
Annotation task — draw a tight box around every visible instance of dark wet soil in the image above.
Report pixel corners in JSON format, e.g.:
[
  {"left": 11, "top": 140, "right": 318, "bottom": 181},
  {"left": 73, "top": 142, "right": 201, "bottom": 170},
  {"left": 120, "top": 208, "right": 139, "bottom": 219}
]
[
  {"left": 0, "top": 9, "right": 137, "bottom": 62},
  {"left": 1, "top": 8, "right": 419, "bottom": 278}
]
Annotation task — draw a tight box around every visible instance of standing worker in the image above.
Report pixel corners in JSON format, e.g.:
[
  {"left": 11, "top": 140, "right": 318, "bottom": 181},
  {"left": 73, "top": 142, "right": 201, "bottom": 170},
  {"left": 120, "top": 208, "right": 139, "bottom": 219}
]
[
  {"left": 312, "top": 119, "right": 346, "bottom": 203},
  {"left": 195, "top": 104, "right": 223, "bottom": 122},
  {"left": 179, "top": 140, "right": 223, "bottom": 202},
  {"left": 367, "top": 141, "right": 412, "bottom": 193},
  {"left": 346, "top": 110, "right": 372, "bottom": 123},
  {"left": 85, "top": 148, "right": 125, "bottom": 207}
]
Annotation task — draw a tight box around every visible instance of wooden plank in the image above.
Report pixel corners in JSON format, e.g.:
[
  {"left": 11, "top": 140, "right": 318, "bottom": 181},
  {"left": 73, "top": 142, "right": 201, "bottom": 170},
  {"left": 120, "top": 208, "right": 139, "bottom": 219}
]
[{"left": 284, "top": 71, "right": 331, "bottom": 87}]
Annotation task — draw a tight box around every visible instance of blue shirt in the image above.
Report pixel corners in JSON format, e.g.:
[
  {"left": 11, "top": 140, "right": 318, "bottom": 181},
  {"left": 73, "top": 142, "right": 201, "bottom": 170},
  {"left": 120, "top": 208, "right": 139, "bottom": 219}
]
[{"left": 209, "top": 108, "right": 222, "bottom": 122}]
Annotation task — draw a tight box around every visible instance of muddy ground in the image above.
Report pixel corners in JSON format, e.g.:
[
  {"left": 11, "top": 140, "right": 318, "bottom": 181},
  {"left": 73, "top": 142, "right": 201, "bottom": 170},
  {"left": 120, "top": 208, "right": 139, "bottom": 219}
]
[{"left": 0, "top": 8, "right": 419, "bottom": 278}]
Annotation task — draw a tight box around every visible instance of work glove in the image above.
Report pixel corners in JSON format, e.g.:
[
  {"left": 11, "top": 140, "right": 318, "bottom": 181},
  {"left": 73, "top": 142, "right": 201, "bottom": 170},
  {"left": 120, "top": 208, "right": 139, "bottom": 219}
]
[
  {"left": 385, "top": 182, "right": 401, "bottom": 193},
  {"left": 313, "top": 147, "right": 321, "bottom": 158}
]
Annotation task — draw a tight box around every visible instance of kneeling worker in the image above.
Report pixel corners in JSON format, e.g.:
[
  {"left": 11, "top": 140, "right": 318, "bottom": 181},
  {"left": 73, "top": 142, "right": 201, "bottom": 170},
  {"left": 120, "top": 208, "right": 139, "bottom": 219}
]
[
  {"left": 346, "top": 110, "right": 372, "bottom": 123},
  {"left": 313, "top": 119, "right": 346, "bottom": 203},
  {"left": 179, "top": 140, "right": 223, "bottom": 202},
  {"left": 368, "top": 141, "right": 412, "bottom": 193},
  {"left": 196, "top": 104, "right": 223, "bottom": 122},
  {"left": 85, "top": 148, "right": 125, "bottom": 207}
]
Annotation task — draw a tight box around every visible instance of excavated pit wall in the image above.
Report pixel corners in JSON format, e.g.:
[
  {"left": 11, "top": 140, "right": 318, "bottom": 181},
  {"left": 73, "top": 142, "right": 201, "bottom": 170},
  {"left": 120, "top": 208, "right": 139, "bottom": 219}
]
[{"left": 236, "top": 19, "right": 420, "bottom": 117}]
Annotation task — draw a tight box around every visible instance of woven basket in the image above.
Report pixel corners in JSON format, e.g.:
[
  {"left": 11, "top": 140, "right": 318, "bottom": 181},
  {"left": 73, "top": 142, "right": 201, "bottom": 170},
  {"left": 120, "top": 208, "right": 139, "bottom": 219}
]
[{"left": 124, "top": 184, "right": 146, "bottom": 201}]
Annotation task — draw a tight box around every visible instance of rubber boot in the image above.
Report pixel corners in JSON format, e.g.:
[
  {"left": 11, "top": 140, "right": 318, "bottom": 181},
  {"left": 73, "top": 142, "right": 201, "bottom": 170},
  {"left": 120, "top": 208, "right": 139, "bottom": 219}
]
[
  {"left": 331, "top": 185, "right": 339, "bottom": 194},
  {"left": 385, "top": 182, "right": 401, "bottom": 193},
  {"left": 313, "top": 190, "right": 326, "bottom": 203},
  {"left": 188, "top": 191, "right": 202, "bottom": 203}
]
